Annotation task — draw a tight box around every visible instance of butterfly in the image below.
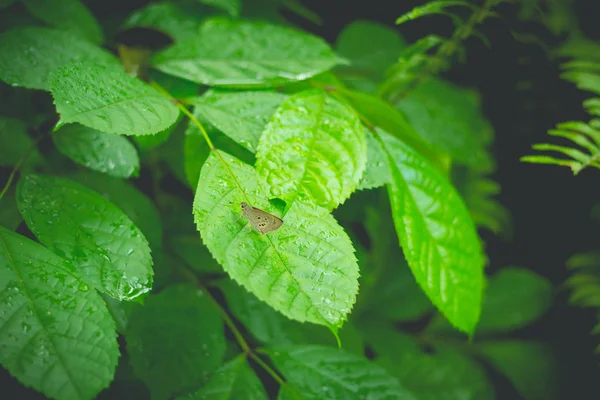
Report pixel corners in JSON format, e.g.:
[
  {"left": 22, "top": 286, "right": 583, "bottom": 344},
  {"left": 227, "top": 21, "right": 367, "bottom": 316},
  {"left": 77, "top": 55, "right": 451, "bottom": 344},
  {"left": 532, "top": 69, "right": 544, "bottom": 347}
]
[{"left": 240, "top": 202, "right": 283, "bottom": 234}]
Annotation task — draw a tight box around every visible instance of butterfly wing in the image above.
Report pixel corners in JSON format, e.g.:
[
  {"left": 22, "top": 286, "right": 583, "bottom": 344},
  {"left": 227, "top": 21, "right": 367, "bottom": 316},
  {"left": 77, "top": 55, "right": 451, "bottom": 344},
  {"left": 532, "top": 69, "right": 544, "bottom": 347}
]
[{"left": 242, "top": 204, "right": 283, "bottom": 234}]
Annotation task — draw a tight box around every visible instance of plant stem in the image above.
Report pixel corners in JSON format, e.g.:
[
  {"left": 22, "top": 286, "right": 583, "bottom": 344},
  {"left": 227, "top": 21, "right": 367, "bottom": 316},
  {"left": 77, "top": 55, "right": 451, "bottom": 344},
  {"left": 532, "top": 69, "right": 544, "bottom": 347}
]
[
  {"left": 0, "top": 133, "right": 44, "bottom": 201},
  {"left": 149, "top": 80, "right": 251, "bottom": 204}
]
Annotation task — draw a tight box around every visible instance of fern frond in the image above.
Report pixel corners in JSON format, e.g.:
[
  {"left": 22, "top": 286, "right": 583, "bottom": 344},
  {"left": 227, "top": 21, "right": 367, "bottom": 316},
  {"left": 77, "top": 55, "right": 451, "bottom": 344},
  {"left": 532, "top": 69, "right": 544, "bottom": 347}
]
[
  {"left": 521, "top": 121, "right": 600, "bottom": 175},
  {"left": 395, "top": 0, "right": 475, "bottom": 26}
]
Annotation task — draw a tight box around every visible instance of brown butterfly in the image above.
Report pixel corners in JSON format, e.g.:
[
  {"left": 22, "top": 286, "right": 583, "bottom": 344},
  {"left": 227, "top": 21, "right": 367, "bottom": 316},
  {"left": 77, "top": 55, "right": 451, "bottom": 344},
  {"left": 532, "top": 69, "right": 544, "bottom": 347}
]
[{"left": 240, "top": 202, "right": 283, "bottom": 234}]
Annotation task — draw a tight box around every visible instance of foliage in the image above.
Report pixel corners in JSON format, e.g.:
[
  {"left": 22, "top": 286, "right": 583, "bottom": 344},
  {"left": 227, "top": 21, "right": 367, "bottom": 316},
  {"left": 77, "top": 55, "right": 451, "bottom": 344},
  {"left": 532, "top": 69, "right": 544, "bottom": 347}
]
[{"left": 0, "top": 1, "right": 557, "bottom": 399}]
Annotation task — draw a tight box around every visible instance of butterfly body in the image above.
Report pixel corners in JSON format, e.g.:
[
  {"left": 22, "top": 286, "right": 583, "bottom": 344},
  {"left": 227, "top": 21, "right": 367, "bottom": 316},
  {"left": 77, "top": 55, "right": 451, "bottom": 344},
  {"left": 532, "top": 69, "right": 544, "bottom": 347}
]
[{"left": 240, "top": 202, "right": 283, "bottom": 234}]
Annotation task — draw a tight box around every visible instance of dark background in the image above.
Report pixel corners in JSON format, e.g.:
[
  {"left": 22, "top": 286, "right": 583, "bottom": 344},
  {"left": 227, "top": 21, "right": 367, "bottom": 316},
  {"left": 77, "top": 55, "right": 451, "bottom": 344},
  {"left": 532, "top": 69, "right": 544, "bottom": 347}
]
[{"left": 2, "top": 0, "right": 600, "bottom": 398}]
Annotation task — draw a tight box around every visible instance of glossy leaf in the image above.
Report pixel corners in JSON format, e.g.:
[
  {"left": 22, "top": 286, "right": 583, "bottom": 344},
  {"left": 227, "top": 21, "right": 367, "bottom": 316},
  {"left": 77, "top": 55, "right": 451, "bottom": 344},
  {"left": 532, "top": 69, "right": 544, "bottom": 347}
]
[
  {"left": 0, "top": 116, "right": 42, "bottom": 168},
  {"left": 0, "top": 227, "right": 118, "bottom": 400},
  {"left": 126, "top": 284, "right": 226, "bottom": 400},
  {"left": 193, "top": 152, "right": 359, "bottom": 329},
  {"left": 190, "top": 90, "right": 287, "bottom": 152},
  {"left": 335, "top": 20, "right": 406, "bottom": 77},
  {"left": 256, "top": 89, "right": 366, "bottom": 210},
  {"left": 357, "top": 128, "right": 392, "bottom": 190},
  {"left": 69, "top": 171, "right": 163, "bottom": 250},
  {"left": 49, "top": 63, "right": 179, "bottom": 136},
  {"left": 152, "top": 19, "right": 344, "bottom": 87},
  {"left": 200, "top": 0, "right": 240, "bottom": 17},
  {"left": 17, "top": 174, "right": 153, "bottom": 301},
  {"left": 0, "top": 27, "right": 118, "bottom": 90},
  {"left": 123, "top": 2, "right": 205, "bottom": 41},
  {"left": 379, "top": 129, "right": 485, "bottom": 334},
  {"left": 53, "top": 124, "right": 140, "bottom": 178},
  {"left": 477, "top": 341, "right": 557, "bottom": 400},
  {"left": 181, "top": 355, "right": 267, "bottom": 400},
  {"left": 23, "top": 0, "right": 103, "bottom": 44},
  {"left": 396, "top": 78, "right": 490, "bottom": 167},
  {"left": 268, "top": 345, "right": 415, "bottom": 399}
]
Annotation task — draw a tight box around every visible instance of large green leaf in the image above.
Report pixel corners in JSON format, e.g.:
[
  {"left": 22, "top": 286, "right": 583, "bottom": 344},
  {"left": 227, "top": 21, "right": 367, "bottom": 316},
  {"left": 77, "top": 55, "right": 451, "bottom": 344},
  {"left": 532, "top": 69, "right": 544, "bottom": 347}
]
[
  {"left": 357, "top": 128, "right": 392, "bottom": 190},
  {"left": 69, "top": 172, "right": 163, "bottom": 250},
  {"left": 193, "top": 151, "right": 359, "bottom": 329},
  {"left": 335, "top": 20, "right": 406, "bottom": 77},
  {"left": 256, "top": 89, "right": 366, "bottom": 210},
  {"left": 476, "top": 341, "right": 557, "bottom": 400},
  {"left": 189, "top": 89, "right": 287, "bottom": 152},
  {"left": 379, "top": 129, "right": 485, "bottom": 334},
  {"left": 152, "top": 18, "right": 345, "bottom": 87},
  {"left": 53, "top": 124, "right": 140, "bottom": 178},
  {"left": 0, "top": 27, "right": 118, "bottom": 90},
  {"left": 0, "top": 227, "right": 118, "bottom": 400},
  {"left": 181, "top": 354, "right": 267, "bottom": 400},
  {"left": 17, "top": 174, "right": 153, "bottom": 301},
  {"left": 0, "top": 116, "right": 42, "bottom": 168},
  {"left": 268, "top": 345, "right": 415, "bottom": 399},
  {"left": 200, "top": 0, "right": 240, "bottom": 17},
  {"left": 123, "top": 2, "right": 205, "bottom": 42},
  {"left": 126, "top": 284, "right": 225, "bottom": 400},
  {"left": 23, "top": 0, "right": 103, "bottom": 44},
  {"left": 396, "top": 78, "right": 491, "bottom": 167},
  {"left": 49, "top": 63, "right": 179, "bottom": 136}
]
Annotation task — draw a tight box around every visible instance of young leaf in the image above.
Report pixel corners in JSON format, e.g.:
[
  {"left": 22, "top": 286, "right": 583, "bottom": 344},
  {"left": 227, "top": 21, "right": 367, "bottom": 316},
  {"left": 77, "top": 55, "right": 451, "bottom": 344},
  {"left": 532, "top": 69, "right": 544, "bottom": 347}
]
[
  {"left": 395, "top": 78, "right": 491, "bottom": 167},
  {"left": 180, "top": 354, "right": 267, "bottom": 400},
  {"left": 49, "top": 63, "right": 179, "bottom": 136},
  {"left": 193, "top": 151, "right": 359, "bottom": 329},
  {"left": 357, "top": 128, "right": 392, "bottom": 190},
  {"left": 200, "top": 0, "right": 241, "bottom": 17},
  {"left": 126, "top": 284, "right": 226, "bottom": 400},
  {"left": 335, "top": 20, "right": 406, "bottom": 77},
  {"left": 0, "top": 116, "right": 42, "bottom": 168},
  {"left": 151, "top": 19, "right": 345, "bottom": 87},
  {"left": 476, "top": 341, "right": 557, "bottom": 400},
  {"left": 17, "top": 174, "right": 153, "bottom": 301},
  {"left": 123, "top": 2, "right": 205, "bottom": 42},
  {"left": 378, "top": 129, "right": 485, "bottom": 334},
  {"left": 255, "top": 89, "right": 366, "bottom": 210},
  {"left": 396, "top": 1, "right": 474, "bottom": 26},
  {"left": 189, "top": 90, "right": 287, "bottom": 152},
  {"left": 23, "top": 0, "right": 103, "bottom": 44},
  {"left": 267, "top": 345, "right": 415, "bottom": 399},
  {"left": 0, "top": 27, "right": 118, "bottom": 90},
  {"left": 0, "top": 227, "right": 118, "bottom": 400},
  {"left": 69, "top": 171, "right": 163, "bottom": 250},
  {"left": 53, "top": 124, "right": 140, "bottom": 178}
]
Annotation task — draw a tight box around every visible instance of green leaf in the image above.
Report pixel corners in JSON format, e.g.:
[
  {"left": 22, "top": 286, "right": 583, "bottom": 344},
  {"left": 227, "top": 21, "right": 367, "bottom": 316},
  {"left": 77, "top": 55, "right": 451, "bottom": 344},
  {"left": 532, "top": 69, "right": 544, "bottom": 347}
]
[
  {"left": 396, "top": 1, "right": 473, "bottom": 26},
  {"left": 200, "top": 0, "right": 240, "bottom": 17},
  {"left": 219, "top": 279, "right": 364, "bottom": 353},
  {"left": 190, "top": 89, "right": 287, "bottom": 152},
  {"left": 256, "top": 89, "right": 366, "bottom": 210},
  {"left": 396, "top": 78, "right": 491, "bottom": 167},
  {"left": 49, "top": 63, "right": 179, "bottom": 136},
  {"left": 126, "top": 284, "right": 226, "bottom": 400},
  {"left": 0, "top": 227, "right": 118, "bottom": 400},
  {"left": 334, "top": 87, "right": 447, "bottom": 173},
  {"left": 152, "top": 18, "right": 344, "bottom": 87},
  {"left": 0, "top": 27, "right": 118, "bottom": 90},
  {"left": 0, "top": 191, "right": 21, "bottom": 230},
  {"left": 267, "top": 345, "right": 415, "bottom": 399},
  {"left": 69, "top": 171, "right": 163, "bottom": 250},
  {"left": 23, "top": 0, "right": 103, "bottom": 44},
  {"left": 123, "top": 2, "right": 205, "bottom": 42},
  {"left": 17, "top": 174, "right": 153, "bottom": 301},
  {"left": 379, "top": 129, "right": 485, "bottom": 334},
  {"left": 0, "top": 116, "right": 42, "bottom": 168},
  {"left": 193, "top": 151, "right": 359, "bottom": 329},
  {"left": 476, "top": 341, "right": 557, "bottom": 400},
  {"left": 357, "top": 128, "right": 392, "bottom": 190},
  {"left": 335, "top": 20, "right": 406, "bottom": 77},
  {"left": 476, "top": 267, "right": 552, "bottom": 334},
  {"left": 53, "top": 124, "right": 140, "bottom": 178},
  {"left": 181, "top": 354, "right": 267, "bottom": 400}
]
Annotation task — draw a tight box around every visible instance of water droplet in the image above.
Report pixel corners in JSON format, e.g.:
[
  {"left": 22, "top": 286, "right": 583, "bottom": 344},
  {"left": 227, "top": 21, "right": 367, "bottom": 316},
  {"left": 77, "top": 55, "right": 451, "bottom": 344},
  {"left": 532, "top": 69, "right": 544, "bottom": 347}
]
[{"left": 78, "top": 283, "right": 89, "bottom": 292}]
